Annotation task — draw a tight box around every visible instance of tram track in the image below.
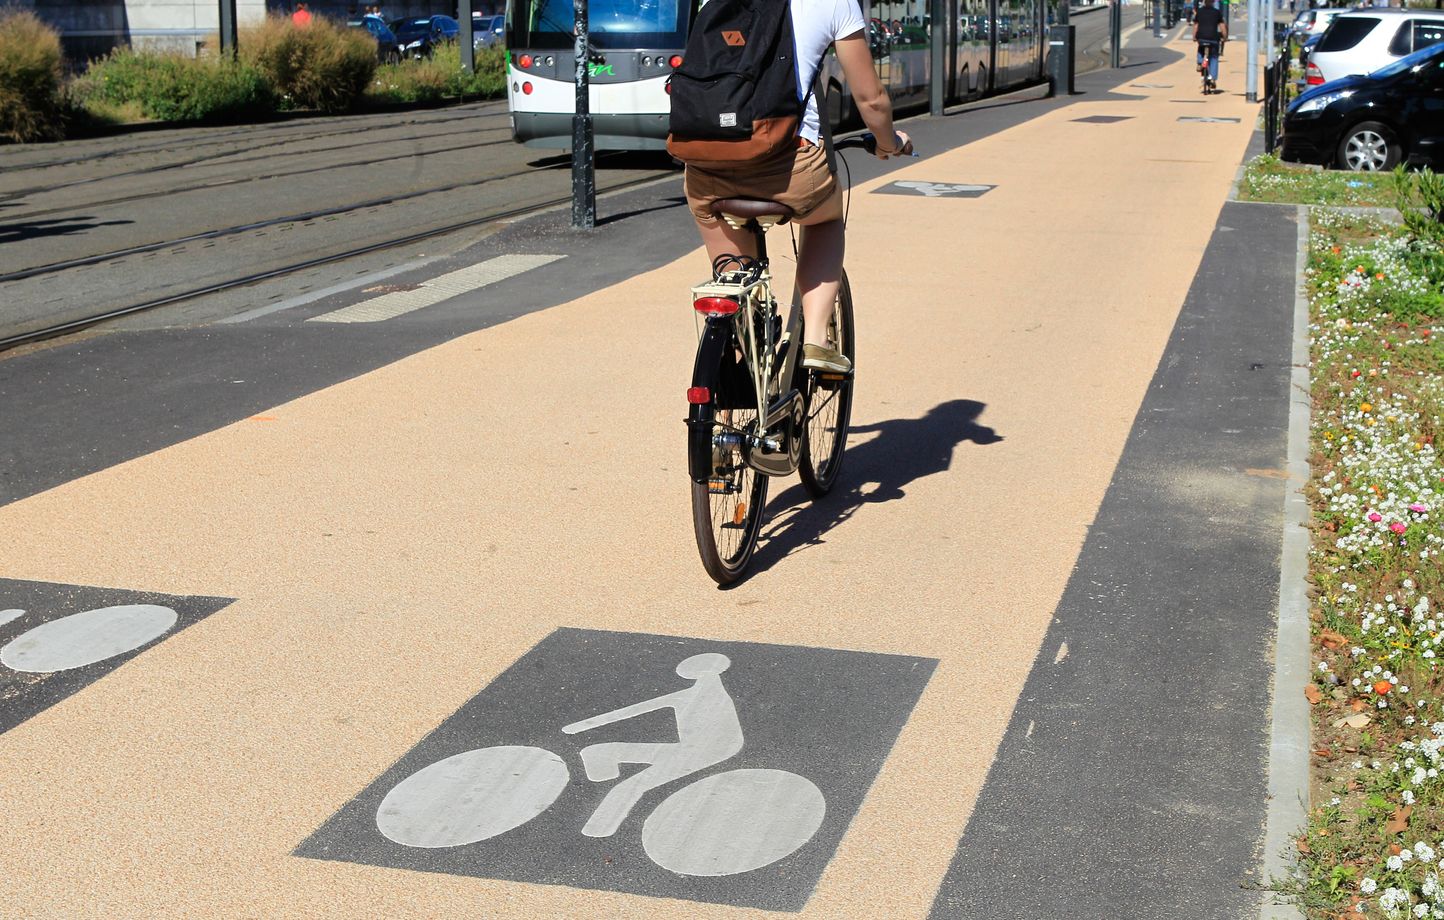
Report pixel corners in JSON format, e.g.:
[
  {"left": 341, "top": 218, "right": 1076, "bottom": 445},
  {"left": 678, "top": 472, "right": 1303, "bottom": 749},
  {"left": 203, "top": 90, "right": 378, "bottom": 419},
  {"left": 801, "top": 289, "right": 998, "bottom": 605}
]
[
  {"left": 2, "top": 134, "right": 518, "bottom": 223},
  {"left": 0, "top": 104, "right": 506, "bottom": 178},
  {"left": 0, "top": 168, "right": 673, "bottom": 352},
  {"left": 0, "top": 148, "right": 653, "bottom": 285},
  {"left": 0, "top": 116, "right": 511, "bottom": 205}
]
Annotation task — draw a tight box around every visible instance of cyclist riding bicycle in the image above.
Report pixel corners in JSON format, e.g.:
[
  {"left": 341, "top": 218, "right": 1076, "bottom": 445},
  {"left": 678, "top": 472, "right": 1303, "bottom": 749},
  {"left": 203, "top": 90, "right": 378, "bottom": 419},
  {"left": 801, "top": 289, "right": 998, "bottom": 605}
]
[
  {"left": 1193, "top": 0, "right": 1227, "bottom": 91},
  {"left": 680, "top": 0, "right": 913, "bottom": 376}
]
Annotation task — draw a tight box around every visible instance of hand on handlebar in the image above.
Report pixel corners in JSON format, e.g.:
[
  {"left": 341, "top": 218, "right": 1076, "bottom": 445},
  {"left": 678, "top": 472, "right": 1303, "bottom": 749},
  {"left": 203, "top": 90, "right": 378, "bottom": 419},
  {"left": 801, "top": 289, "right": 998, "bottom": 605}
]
[{"left": 874, "top": 130, "right": 914, "bottom": 160}]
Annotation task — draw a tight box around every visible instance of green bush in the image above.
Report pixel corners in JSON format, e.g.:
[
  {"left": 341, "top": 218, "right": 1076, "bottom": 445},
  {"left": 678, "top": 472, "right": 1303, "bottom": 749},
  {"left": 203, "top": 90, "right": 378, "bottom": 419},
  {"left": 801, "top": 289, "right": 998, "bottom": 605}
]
[
  {"left": 240, "top": 15, "right": 377, "bottom": 112},
  {"left": 73, "top": 49, "right": 274, "bottom": 123},
  {"left": 0, "top": 9, "right": 65, "bottom": 142},
  {"left": 366, "top": 42, "right": 507, "bottom": 105}
]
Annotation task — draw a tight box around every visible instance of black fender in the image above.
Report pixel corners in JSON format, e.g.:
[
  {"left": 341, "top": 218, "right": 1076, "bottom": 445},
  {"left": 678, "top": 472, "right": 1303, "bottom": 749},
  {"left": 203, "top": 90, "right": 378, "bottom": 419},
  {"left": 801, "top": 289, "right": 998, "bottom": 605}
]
[{"left": 686, "top": 318, "right": 735, "bottom": 483}]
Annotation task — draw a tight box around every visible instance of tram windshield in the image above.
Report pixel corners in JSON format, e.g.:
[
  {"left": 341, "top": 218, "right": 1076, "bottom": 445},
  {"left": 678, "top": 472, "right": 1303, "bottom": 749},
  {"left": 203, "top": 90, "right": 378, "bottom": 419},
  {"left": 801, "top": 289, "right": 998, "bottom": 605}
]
[{"left": 509, "top": 0, "right": 692, "bottom": 48}]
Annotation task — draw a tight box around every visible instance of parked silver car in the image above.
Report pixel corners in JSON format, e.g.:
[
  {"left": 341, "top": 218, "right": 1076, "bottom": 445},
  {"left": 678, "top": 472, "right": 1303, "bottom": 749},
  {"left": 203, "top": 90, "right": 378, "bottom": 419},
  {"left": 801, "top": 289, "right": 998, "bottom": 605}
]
[{"left": 473, "top": 13, "right": 504, "bottom": 49}]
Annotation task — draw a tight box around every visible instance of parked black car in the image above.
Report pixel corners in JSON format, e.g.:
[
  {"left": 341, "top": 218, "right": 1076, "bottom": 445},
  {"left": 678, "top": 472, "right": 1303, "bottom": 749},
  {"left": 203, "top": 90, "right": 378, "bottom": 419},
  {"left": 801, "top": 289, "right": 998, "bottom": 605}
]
[
  {"left": 1281, "top": 41, "right": 1444, "bottom": 171},
  {"left": 350, "top": 15, "right": 401, "bottom": 63},
  {"left": 389, "top": 15, "right": 458, "bottom": 59}
]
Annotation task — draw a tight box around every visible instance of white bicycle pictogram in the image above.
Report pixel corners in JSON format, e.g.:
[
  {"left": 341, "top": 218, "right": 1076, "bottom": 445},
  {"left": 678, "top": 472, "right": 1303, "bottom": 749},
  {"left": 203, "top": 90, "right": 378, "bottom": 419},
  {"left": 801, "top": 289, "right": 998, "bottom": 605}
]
[{"left": 375, "top": 653, "right": 827, "bottom": 877}]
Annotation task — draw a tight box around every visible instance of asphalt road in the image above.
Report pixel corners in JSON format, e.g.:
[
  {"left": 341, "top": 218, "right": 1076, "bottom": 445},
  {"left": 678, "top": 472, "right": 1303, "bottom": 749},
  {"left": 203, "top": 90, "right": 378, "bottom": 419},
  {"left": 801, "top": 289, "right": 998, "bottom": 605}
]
[{"left": 0, "top": 12, "right": 1135, "bottom": 345}]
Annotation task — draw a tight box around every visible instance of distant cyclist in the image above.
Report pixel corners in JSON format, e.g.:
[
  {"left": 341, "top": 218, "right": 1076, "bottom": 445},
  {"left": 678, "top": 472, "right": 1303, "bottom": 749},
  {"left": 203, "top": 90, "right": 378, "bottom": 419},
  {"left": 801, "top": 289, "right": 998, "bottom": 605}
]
[
  {"left": 677, "top": 0, "right": 913, "bottom": 375},
  {"left": 1193, "top": 0, "right": 1227, "bottom": 92}
]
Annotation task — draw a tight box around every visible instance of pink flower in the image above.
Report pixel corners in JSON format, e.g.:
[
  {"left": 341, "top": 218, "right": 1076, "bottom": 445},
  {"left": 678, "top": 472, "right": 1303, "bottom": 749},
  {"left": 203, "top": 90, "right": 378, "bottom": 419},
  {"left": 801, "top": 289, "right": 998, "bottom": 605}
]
[
  {"left": 1368, "top": 512, "right": 1383, "bottom": 522},
  {"left": 1410, "top": 503, "right": 1429, "bottom": 513},
  {"left": 1391, "top": 522, "right": 1408, "bottom": 534}
]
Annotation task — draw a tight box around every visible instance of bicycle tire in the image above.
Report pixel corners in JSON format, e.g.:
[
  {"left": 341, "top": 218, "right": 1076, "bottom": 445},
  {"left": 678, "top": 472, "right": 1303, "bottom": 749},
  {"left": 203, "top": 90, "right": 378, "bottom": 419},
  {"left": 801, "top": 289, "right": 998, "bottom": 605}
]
[
  {"left": 690, "top": 328, "right": 769, "bottom": 586},
  {"left": 798, "top": 270, "right": 855, "bottom": 497}
]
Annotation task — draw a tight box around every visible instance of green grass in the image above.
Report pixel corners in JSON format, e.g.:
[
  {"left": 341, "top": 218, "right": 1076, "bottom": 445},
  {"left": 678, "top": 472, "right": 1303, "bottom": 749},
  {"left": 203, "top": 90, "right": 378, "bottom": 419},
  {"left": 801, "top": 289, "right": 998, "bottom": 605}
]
[{"left": 1238, "top": 154, "right": 1405, "bottom": 208}]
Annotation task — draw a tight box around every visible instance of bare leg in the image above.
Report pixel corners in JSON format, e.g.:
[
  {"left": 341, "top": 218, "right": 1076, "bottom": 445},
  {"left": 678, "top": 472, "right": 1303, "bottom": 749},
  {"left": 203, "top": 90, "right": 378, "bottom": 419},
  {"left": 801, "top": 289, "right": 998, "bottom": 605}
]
[
  {"left": 696, "top": 217, "right": 757, "bottom": 267},
  {"left": 795, "top": 219, "right": 844, "bottom": 347}
]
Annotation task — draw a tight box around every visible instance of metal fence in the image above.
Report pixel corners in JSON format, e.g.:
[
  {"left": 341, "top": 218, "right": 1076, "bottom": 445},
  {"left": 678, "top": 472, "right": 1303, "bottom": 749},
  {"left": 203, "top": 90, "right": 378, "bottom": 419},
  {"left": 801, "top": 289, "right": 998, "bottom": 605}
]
[{"left": 1262, "top": 45, "right": 1292, "bottom": 155}]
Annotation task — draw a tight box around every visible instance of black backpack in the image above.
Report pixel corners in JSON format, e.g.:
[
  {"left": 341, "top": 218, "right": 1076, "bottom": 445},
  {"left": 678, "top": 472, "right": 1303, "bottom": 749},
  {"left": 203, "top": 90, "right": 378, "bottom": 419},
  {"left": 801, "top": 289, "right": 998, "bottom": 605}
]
[{"left": 666, "top": 0, "right": 808, "bottom": 169}]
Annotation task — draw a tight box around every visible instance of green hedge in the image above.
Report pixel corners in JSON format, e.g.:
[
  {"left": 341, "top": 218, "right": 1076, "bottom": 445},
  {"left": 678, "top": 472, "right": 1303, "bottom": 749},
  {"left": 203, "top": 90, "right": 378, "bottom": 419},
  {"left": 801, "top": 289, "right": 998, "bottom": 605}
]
[
  {"left": 367, "top": 43, "right": 507, "bottom": 105},
  {"left": 0, "top": 9, "right": 65, "bottom": 143},
  {"left": 73, "top": 49, "right": 274, "bottom": 123},
  {"left": 240, "top": 15, "right": 377, "bottom": 112}
]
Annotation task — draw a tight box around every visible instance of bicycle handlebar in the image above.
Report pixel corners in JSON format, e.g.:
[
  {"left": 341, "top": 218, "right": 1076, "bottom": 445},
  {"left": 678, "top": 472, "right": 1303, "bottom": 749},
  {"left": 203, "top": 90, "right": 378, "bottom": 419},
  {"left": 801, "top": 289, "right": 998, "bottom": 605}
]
[{"left": 834, "top": 133, "right": 919, "bottom": 157}]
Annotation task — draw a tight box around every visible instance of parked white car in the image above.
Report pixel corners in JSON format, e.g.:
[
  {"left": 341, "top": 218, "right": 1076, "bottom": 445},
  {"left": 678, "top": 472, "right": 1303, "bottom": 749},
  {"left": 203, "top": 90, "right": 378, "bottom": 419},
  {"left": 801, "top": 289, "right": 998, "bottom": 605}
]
[
  {"left": 1307, "top": 9, "right": 1444, "bottom": 86},
  {"left": 1292, "top": 7, "right": 1346, "bottom": 44}
]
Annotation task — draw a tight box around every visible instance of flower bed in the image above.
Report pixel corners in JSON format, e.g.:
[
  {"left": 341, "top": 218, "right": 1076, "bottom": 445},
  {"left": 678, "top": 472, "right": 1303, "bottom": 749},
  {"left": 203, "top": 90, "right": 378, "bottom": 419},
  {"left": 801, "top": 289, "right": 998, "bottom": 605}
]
[{"left": 1286, "top": 183, "right": 1444, "bottom": 918}]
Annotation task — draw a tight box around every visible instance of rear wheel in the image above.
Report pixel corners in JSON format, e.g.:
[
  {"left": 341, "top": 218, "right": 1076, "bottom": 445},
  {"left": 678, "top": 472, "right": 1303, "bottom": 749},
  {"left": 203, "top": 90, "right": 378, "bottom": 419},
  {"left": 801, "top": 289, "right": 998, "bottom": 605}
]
[
  {"left": 1338, "top": 121, "right": 1401, "bottom": 172},
  {"left": 799, "top": 270, "right": 855, "bottom": 498},
  {"left": 691, "top": 341, "right": 769, "bottom": 586}
]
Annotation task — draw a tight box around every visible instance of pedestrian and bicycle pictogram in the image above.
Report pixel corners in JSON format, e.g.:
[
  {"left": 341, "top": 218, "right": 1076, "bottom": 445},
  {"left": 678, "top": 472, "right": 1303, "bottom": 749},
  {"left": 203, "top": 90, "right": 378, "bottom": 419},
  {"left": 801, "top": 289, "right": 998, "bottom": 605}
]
[
  {"left": 301, "top": 628, "right": 936, "bottom": 910},
  {"left": 875, "top": 180, "right": 996, "bottom": 198}
]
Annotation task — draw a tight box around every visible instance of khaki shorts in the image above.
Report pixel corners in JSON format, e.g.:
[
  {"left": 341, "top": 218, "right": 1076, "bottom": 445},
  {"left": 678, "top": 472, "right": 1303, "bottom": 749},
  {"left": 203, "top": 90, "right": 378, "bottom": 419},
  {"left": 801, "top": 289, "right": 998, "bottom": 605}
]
[{"left": 684, "top": 141, "right": 843, "bottom": 227}]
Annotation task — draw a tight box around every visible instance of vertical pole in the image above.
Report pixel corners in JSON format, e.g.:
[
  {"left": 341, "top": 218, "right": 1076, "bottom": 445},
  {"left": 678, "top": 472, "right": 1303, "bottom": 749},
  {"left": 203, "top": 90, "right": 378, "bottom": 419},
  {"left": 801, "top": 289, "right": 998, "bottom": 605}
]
[
  {"left": 572, "top": 0, "right": 596, "bottom": 230},
  {"left": 1057, "top": 0, "right": 1069, "bottom": 25},
  {"left": 930, "top": 0, "right": 946, "bottom": 115},
  {"left": 1246, "top": 0, "right": 1258, "bottom": 101},
  {"left": 219, "top": 0, "right": 238, "bottom": 57},
  {"left": 459, "top": 0, "right": 475, "bottom": 73},
  {"left": 1109, "top": 0, "right": 1121, "bottom": 67},
  {"left": 1153, "top": 0, "right": 1162, "bottom": 38},
  {"left": 1266, "top": 0, "right": 1275, "bottom": 60}
]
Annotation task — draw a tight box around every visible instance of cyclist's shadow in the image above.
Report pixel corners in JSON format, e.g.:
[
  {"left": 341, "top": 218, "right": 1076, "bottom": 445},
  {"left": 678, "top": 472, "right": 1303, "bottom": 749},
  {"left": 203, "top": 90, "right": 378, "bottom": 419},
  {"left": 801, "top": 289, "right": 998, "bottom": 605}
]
[{"left": 743, "top": 398, "right": 1003, "bottom": 581}]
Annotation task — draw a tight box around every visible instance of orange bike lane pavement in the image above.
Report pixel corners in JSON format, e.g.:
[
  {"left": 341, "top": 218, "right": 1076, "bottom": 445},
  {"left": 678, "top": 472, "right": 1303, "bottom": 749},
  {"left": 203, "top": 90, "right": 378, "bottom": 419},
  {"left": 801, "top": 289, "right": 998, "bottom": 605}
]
[{"left": 0, "top": 27, "right": 1301, "bottom": 920}]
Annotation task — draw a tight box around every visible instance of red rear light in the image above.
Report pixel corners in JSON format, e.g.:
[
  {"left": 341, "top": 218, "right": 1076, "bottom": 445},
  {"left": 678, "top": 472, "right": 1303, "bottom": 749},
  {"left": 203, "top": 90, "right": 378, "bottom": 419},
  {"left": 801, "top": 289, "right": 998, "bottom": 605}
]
[
  {"left": 693, "top": 296, "right": 739, "bottom": 315},
  {"left": 1306, "top": 64, "right": 1324, "bottom": 85},
  {"left": 665, "top": 83, "right": 671, "bottom": 95},
  {"left": 669, "top": 55, "right": 683, "bottom": 67},
  {"left": 519, "top": 54, "right": 533, "bottom": 68},
  {"left": 687, "top": 386, "right": 711, "bottom": 404},
  {"left": 522, "top": 81, "right": 533, "bottom": 95}
]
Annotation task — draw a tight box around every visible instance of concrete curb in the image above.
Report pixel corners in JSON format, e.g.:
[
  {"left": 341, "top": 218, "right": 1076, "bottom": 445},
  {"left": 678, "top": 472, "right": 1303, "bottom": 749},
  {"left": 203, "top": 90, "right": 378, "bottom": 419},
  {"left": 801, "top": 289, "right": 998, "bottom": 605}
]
[{"left": 1258, "top": 204, "right": 1313, "bottom": 920}]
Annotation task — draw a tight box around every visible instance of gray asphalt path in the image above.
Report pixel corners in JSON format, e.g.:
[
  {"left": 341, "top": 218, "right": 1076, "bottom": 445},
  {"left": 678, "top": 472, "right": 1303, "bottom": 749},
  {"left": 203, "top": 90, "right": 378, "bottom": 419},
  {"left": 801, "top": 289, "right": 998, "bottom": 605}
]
[{"left": 0, "top": 17, "right": 1133, "bottom": 344}]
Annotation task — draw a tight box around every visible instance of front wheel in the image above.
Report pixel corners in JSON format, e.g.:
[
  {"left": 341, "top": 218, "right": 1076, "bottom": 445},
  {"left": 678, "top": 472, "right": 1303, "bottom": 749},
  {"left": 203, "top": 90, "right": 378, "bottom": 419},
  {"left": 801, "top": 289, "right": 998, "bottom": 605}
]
[
  {"left": 1337, "top": 121, "right": 1401, "bottom": 172},
  {"left": 798, "top": 270, "right": 855, "bottom": 497}
]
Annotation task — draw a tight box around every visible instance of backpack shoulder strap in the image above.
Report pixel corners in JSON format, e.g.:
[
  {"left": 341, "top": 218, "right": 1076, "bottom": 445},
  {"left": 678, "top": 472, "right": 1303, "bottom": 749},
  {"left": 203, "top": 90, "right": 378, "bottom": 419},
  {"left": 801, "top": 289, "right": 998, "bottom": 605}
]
[{"left": 813, "top": 64, "right": 838, "bottom": 175}]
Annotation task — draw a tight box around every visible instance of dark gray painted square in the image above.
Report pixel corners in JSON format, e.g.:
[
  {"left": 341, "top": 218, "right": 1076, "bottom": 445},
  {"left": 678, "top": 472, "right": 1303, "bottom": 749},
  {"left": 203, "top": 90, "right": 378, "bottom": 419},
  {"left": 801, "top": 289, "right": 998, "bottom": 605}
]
[
  {"left": 1071, "top": 115, "right": 1134, "bottom": 123},
  {"left": 873, "top": 181, "right": 996, "bottom": 198},
  {"left": 298, "top": 627, "right": 936, "bottom": 912},
  {"left": 0, "top": 578, "right": 234, "bottom": 734}
]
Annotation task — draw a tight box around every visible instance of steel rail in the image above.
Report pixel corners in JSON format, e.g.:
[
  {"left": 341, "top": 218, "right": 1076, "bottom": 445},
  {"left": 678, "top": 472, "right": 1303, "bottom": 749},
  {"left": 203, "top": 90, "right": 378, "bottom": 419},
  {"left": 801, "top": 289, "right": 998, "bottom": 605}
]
[
  {"left": 0, "top": 150, "right": 637, "bottom": 285},
  {"left": 0, "top": 171, "right": 672, "bottom": 352}
]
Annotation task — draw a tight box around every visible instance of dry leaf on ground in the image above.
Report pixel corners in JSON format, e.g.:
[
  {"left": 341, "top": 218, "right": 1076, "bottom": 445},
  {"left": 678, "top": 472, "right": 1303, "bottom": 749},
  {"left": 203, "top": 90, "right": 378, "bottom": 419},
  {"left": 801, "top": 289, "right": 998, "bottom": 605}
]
[{"left": 1386, "top": 806, "right": 1413, "bottom": 835}]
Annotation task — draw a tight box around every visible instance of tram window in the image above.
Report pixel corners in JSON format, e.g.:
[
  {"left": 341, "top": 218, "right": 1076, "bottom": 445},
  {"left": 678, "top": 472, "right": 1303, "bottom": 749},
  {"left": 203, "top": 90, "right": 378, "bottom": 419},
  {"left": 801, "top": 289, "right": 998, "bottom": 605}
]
[{"left": 516, "top": 0, "right": 688, "bottom": 47}]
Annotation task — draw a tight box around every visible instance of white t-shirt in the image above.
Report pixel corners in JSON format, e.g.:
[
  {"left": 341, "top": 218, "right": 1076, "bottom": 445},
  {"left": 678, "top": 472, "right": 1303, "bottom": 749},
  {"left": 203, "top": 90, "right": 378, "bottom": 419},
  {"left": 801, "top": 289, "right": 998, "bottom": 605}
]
[{"left": 791, "top": 0, "right": 866, "bottom": 143}]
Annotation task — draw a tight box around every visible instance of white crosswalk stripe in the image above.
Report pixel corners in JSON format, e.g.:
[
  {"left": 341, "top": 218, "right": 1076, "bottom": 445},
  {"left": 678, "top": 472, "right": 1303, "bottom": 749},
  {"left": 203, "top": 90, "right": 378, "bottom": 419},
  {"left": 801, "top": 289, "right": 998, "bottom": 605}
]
[{"left": 307, "top": 253, "right": 565, "bottom": 324}]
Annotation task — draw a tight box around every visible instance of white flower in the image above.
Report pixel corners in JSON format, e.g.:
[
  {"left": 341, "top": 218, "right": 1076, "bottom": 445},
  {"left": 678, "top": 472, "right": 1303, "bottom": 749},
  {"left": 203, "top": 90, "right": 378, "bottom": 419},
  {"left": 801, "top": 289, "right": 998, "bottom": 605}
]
[
  {"left": 1364, "top": 877, "right": 1380, "bottom": 894},
  {"left": 1320, "top": 661, "right": 1331, "bottom": 671},
  {"left": 1405, "top": 790, "right": 1417, "bottom": 805},
  {"left": 1390, "top": 855, "right": 1406, "bottom": 870}
]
